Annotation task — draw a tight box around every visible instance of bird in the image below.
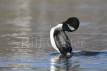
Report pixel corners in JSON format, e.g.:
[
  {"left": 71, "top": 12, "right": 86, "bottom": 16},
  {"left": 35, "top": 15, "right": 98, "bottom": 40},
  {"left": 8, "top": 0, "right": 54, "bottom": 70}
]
[{"left": 50, "top": 17, "right": 79, "bottom": 56}]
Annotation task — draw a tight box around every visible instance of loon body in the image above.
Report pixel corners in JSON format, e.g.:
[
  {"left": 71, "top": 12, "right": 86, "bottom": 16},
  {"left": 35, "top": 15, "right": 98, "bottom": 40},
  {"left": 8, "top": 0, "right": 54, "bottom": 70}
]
[{"left": 50, "top": 17, "right": 79, "bottom": 56}]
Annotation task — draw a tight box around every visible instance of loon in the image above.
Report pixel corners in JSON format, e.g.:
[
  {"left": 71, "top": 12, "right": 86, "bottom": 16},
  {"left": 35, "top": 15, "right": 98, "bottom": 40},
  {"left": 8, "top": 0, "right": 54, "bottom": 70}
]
[{"left": 50, "top": 17, "right": 79, "bottom": 56}]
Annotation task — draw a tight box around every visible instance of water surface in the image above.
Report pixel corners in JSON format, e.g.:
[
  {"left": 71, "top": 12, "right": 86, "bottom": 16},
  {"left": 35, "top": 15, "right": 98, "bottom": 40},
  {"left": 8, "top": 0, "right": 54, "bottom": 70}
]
[{"left": 0, "top": 0, "right": 107, "bottom": 71}]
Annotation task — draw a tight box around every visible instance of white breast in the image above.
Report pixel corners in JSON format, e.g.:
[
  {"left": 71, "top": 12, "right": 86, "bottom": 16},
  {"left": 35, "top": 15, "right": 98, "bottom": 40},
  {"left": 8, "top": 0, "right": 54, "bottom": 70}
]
[
  {"left": 50, "top": 27, "right": 60, "bottom": 53},
  {"left": 50, "top": 24, "right": 63, "bottom": 53}
]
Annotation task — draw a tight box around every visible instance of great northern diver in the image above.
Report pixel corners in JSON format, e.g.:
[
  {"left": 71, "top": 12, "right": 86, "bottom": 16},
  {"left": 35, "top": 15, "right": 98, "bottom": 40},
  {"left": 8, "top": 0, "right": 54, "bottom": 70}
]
[{"left": 50, "top": 17, "right": 79, "bottom": 56}]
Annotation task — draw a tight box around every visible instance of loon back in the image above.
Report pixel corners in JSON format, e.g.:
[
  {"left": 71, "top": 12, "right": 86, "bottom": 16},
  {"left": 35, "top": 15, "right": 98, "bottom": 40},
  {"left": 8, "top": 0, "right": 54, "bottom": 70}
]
[{"left": 53, "top": 30, "right": 72, "bottom": 55}]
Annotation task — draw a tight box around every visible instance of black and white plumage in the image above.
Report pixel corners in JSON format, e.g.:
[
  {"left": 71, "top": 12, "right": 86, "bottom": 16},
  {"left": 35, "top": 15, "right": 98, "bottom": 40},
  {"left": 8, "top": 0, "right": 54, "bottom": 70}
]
[{"left": 50, "top": 17, "right": 79, "bottom": 56}]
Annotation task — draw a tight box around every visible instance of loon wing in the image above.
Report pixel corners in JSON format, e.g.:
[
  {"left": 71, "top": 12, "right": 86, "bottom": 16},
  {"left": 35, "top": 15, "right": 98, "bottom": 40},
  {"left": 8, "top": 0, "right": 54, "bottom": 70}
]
[{"left": 54, "top": 30, "right": 72, "bottom": 55}]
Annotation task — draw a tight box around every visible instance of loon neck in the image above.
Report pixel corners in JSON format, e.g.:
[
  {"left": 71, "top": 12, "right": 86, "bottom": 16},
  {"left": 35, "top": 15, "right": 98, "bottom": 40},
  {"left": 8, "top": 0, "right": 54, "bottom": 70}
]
[{"left": 54, "top": 24, "right": 63, "bottom": 31}]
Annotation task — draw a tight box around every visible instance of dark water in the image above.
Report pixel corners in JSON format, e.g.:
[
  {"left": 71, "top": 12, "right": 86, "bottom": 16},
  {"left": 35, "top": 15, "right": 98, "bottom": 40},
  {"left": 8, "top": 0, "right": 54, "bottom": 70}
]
[{"left": 0, "top": 0, "right": 107, "bottom": 71}]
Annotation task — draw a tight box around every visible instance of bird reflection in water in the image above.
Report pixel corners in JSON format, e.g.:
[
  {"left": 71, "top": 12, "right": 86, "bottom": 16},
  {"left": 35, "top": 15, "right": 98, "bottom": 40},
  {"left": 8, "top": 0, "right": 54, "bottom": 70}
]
[{"left": 50, "top": 55, "right": 71, "bottom": 71}]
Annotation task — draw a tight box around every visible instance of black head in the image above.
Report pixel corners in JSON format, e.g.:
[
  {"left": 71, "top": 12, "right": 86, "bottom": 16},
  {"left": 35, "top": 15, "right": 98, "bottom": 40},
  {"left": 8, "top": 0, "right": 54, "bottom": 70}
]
[{"left": 62, "top": 17, "right": 79, "bottom": 32}]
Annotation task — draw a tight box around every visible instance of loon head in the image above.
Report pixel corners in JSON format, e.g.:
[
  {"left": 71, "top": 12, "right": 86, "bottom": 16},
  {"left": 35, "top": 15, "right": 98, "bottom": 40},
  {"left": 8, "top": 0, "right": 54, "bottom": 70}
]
[{"left": 62, "top": 17, "right": 79, "bottom": 32}]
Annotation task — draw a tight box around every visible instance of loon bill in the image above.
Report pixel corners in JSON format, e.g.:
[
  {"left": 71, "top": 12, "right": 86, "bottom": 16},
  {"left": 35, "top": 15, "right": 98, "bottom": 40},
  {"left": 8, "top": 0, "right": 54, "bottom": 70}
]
[{"left": 50, "top": 17, "right": 79, "bottom": 56}]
